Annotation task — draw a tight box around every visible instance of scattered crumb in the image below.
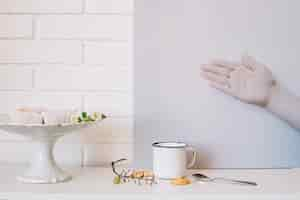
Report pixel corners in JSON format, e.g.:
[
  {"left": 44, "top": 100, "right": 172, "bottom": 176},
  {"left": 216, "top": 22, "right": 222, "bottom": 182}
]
[{"left": 171, "top": 177, "right": 191, "bottom": 186}]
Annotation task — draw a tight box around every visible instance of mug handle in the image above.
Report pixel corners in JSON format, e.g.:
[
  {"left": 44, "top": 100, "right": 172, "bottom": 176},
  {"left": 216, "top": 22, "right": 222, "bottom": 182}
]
[{"left": 186, "top": 146, "right": 197, "bottom": 169}]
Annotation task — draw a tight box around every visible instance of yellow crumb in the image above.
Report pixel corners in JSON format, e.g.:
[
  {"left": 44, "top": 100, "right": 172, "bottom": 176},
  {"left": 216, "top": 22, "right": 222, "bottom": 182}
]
[
  {"left": 132, "top": 170, "right": 154, "bottom": 178},
  {"left": 171, "top": 177, "right": 191, "bottom": 185}
]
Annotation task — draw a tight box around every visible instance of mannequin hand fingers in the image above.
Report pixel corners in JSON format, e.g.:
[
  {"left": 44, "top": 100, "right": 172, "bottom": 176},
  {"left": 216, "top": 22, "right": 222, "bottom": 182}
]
[
  {"left": 201, "top": 71, "right": 229, "bottom": 85},
  {"left": 210, "top": 59, "right": 240, "bottom": 70},
  {"left": 209, "top": 82, "right": 233, "bottom": 96},
  {"left": 241, "top": 55, "right": 257, "bottom": 71},
  {"left": 201, "top": 64, "right": 231, "bottom": 77}
]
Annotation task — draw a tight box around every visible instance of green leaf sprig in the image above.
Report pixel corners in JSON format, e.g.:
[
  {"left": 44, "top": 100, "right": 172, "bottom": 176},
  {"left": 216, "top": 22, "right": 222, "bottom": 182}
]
[{"left": 76, "top": 112, "right": 106, "bottom": 123}]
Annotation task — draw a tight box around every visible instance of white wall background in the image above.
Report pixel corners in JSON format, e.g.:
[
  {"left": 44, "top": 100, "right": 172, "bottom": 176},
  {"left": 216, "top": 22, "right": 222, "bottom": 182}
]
[
  {"left": 0, "top": 0, "right": 133, "bottom": 166},
  {"left": 135, "top": 0, "right": 300, "bottom": 168}
]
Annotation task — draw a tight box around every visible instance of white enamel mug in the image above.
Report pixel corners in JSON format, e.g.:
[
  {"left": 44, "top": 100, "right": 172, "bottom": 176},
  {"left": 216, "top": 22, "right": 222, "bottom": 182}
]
[{"left": 152, "top": 142, "right": 197, "bottom": 179}]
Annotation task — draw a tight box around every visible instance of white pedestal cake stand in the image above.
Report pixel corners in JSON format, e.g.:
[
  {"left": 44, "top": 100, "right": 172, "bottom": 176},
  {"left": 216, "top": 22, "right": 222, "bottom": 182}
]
[{"left": 0, "top": 120, "right": 103, "bottom": 184}]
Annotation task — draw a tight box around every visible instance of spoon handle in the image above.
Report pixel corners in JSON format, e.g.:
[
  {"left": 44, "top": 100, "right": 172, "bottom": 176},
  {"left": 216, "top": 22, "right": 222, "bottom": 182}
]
[{"left": 215, "top": 178, "right": 257, "bottom": 186}]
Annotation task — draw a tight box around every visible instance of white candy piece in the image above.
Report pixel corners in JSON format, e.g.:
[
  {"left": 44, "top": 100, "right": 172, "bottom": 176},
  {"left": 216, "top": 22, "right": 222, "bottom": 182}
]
[
  {"left": 41, "top": 110, "right": 77, "bottom": 124},
  {"left": 9, "top": 107, "right": 78, "bottom": 125},
  {"left": 10, "top": 110, "right": 43, "bottom": 124}
]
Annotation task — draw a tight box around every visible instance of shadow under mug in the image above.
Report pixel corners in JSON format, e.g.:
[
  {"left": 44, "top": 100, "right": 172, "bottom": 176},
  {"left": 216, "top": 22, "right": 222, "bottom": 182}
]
[{"left": 152, "top": 142, "right": 197, "bottom": 179}]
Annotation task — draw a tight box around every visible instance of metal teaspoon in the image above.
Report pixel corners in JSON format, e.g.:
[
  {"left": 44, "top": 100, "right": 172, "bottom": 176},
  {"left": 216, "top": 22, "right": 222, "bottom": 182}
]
[{"left": 192, "top": 173, "right": 257, "bottom": 186}]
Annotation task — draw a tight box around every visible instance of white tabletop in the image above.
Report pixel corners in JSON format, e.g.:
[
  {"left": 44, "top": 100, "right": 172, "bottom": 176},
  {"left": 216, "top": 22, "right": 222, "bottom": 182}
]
[{"left": 0, "top": 164, "right": 299, "bottom": 200}]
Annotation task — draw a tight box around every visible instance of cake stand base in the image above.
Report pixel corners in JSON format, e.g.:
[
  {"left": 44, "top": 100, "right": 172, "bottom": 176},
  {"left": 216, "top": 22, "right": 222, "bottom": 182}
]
[
  {"left": 17, "top": 169, "right": 72, "bottom": 184},
  {"left": 17, "top": 137, "right": 72, "bottom": 184},
  {"left": 0, "top": 118, "right": 105, "bottom": 184}
]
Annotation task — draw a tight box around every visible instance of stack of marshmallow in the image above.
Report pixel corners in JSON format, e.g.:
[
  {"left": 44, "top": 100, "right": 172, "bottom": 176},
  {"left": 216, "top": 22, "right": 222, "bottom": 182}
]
[{"left": 10, "top": 107, "right": 77, "bottom": 125}]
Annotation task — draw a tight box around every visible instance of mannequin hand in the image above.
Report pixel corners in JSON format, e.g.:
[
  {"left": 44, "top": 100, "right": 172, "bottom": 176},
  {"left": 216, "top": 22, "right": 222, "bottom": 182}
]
[{"left": 201, "top": 56, "right": 275, "bottom": 107}]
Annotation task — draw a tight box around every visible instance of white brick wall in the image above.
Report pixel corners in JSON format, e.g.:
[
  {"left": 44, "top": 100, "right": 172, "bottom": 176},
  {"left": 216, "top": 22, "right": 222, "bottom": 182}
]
[
  {"left": 0, "top": 0, "right": 133, "bottom": 166},
  {"left": 84, "top": 42, "right": 132, "bottom": 65},
  {"left": 35, "top": 68, "right": 131, "bottom": 91},
  {"left": 0, "top": 40, "right": 82, "bottom": 64},
  {"left": 84, "top": 93, "right": 133, "bottom": 117},
  {"left": 85, "top": 0, "right": 134, "bottom": 14},
  {"left": 0, "top": 15, "right": 32, "bottom": 38},
  {"left": 0, "top": 0, "right": 82, "bottom": 13},
  {"left": 37, "top": 15, "right": 132, "bottom": 40},
  {"left": 0, "top": 67, "right": 33, "bottom": 90}
]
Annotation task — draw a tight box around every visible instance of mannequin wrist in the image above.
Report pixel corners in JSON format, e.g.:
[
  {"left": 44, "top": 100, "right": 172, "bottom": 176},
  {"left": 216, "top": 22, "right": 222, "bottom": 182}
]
[{"left": 266, "top": 82, "right": 280, "bottom": 110}]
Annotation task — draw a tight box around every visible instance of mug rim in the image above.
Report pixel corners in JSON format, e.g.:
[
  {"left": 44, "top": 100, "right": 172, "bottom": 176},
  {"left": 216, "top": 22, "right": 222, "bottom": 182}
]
[{"left": 152, "top": 141, "right": 187, "bottom": 148}]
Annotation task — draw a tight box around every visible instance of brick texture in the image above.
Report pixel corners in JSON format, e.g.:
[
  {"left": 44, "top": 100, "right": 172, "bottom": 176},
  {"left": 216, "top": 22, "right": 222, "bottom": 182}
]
[
  {"left": 0, "top": 67, "right": 33, "bottom": 90},
  {"left": 86, "top": 0, "right": 134, "bottom": 13},
  {"left": 85, "top": 42, "right": 132, "bottom": 65},
  {"left": 38, "top": 15, "right": 132, "bottom": 40},
  {"left": 0, "top": 15, "right": 32, "bottom": 38},
  {"left": 0, "top": 0, "right": 82, "bottom": 13},
  {"left": 0, "top": 40, "right": 81, "bottom": 64},
  {"left": 0, "top": 0, "right": 133, "bottom": 166}
]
